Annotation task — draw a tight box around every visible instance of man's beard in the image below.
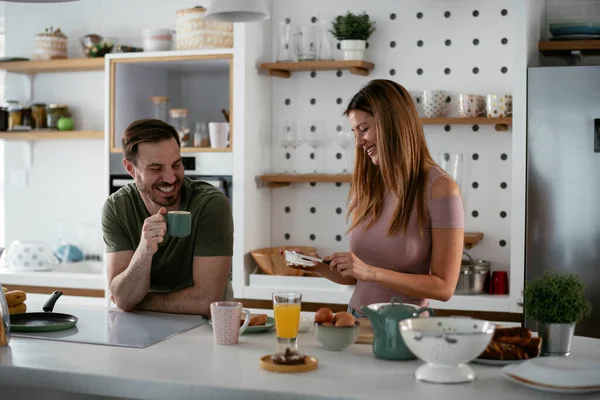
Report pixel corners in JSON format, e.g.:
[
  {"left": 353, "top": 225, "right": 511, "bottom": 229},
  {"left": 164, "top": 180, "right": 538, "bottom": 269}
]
[{"left": 137, "top": 178, "right": 181, "bottom": 207}]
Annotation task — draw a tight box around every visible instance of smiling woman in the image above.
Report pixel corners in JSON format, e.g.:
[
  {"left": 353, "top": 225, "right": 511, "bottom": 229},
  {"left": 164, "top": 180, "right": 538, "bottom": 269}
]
[{"left": 289, "top": 79, "right": 465, "bottom": 318}]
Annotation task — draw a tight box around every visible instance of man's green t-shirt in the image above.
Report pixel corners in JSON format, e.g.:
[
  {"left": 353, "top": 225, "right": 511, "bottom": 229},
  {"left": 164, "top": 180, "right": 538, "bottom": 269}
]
[{"left": 101, "top": 177, "right": 234, "bottom": 300}]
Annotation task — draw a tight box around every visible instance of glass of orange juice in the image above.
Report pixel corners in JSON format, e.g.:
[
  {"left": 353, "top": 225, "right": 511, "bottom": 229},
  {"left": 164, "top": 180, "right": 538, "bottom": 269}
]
[{"left": 272, "top": 292, "right": 302, "bottom": 346}]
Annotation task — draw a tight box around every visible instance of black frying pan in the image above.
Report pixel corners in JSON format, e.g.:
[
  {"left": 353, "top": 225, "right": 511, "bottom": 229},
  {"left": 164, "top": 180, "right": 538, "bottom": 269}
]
[{"left": 10, "top": 290, "right": 78, "bottom": 332}]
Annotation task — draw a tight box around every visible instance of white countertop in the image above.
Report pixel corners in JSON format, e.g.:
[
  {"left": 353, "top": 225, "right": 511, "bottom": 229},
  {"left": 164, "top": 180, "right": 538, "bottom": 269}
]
[
  {"left": 0, "top": 304, "right": 598, "bottom": 399},
  {"left": 0, "top": 261, "right": 105, "bottom": 290}
]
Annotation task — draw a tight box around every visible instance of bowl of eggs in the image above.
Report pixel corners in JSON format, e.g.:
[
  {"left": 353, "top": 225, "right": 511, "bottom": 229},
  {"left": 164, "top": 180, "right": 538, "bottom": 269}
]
[{"left": 314, "top": 307, "right": 359, "bottom": 351}]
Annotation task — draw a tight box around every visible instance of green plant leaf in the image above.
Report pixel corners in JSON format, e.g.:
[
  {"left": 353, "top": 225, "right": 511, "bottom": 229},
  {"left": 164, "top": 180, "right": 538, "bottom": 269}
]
[
  {"left": 329, "top": 11, "right": 376, "bottom": 41},
  {"left": 521, "top": 271, "right": 592, "bottom": 324}
]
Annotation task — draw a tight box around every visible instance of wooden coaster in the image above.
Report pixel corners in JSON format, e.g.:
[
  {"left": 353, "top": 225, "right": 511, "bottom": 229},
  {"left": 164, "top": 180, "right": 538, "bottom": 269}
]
[
  {"left": 259, "top": 354, "right": 318, "bottom": 373},
  {"left": 356, "top": 318, "right": 373, "bottom": 344}
]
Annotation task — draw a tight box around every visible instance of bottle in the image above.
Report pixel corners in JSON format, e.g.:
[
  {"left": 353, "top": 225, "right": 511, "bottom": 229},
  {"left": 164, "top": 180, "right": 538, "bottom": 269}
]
[
  {"left": 0, "top": 288, "right": 10, "bottom": 346},
  {"left": 150, "top": 96, "right": 169, "bottom": 122}
]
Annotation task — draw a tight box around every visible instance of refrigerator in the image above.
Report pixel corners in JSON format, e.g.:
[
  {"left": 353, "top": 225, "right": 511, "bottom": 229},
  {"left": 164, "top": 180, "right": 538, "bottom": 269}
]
[{"left": 526, "top": 66, "right": 600, "bottom": 339}]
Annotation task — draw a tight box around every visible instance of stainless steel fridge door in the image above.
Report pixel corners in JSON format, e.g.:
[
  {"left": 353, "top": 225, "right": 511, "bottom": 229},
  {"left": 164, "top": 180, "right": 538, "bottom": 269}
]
[{"left": 527, "top": 66, "right": 600, "bottom": 338}]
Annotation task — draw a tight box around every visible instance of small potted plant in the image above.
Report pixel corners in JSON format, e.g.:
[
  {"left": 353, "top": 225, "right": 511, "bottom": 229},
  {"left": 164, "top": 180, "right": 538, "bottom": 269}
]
[
  {"left": 329, "top": 11, "right": 376, "bottom": 61},
  {"left": 520, "top": 271, "right": 592, "bottom": 356}
]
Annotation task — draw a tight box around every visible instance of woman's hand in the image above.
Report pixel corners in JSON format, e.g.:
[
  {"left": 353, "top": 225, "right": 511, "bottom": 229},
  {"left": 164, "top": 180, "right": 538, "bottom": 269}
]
[{"left": 329, "top": 252, "right": 376, "bottom": 282}]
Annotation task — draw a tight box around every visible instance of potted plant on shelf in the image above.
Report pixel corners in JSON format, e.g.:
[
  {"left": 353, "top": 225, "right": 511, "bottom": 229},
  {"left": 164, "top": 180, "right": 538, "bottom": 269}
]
[
  {"left": 329, "top": 11, "right": 376, "bottom": 61},
  {"left": 520, "top": 271, "right": 592, "bottom": 356}
]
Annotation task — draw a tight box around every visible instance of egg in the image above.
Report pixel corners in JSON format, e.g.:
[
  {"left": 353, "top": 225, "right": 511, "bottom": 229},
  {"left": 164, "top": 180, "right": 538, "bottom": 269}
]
[
  {"left": 321, "top": 322, "right": 334, "bottom": 327},
  {"left": 315, "top": 307, "right": 334, "bottom": 324},
  {"left": 334, "top": 314, "right": 356, "bottom": 327},
  {"left": 332, "top": 311, "right": 353, "bottom": 325}
]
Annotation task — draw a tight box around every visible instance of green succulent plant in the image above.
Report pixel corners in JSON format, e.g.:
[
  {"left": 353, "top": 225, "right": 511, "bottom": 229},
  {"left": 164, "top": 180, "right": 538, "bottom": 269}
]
[
  {"left": 519, "top": 271, "right": 592, "bottom": 324},
  {"left": 329, "top": 11, "right": 376, "bottom": 41}
]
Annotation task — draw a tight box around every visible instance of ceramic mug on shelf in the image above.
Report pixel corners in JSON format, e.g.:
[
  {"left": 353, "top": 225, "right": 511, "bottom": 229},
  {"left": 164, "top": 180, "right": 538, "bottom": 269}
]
[
  {"left": 210, "top": 302, "right": 251, "bottom": 345},
  {"left": 419, "top": 90, "right": 452, "bottom": 118},
  {"left": 209, "top": 122, "right": 229, "bottom": 149},
  {"left": 458, "top": 94, "right": 486, "bottom": 118},
  {"left": 486, "top": 94, "right": 512, "bottom": 118}
]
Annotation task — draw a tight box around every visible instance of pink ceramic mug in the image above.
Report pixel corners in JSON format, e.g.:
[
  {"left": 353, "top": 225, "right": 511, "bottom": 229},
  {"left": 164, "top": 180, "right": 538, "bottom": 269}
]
[{"left": 210, "top": 301, "right": 251, "bottom": 345}]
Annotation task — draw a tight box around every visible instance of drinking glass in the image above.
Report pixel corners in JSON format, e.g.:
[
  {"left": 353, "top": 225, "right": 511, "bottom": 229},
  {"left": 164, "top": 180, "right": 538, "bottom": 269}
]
[
  {"left": 434, "top": 153, "right": 463, "bottom": 191},
  {"left": 335, "top": 119, "right": 354, "bottom": 173},
  {"left": 295, "top": 25, "right": 317, "bottom": 61},
  {"left": 317, "top": 15, "right": 334, "bottom": 61},
  {"left": 276, "top": 21, "right": 293, "bottom": 62},
  {"left": 273, "top": 292, "right": 302, "bottom": 347}
]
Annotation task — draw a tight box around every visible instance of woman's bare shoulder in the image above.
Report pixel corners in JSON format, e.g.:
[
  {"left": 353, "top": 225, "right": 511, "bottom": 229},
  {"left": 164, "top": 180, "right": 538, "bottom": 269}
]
[{"left": 428, "top": 167, "right": 461, "bottom": 199}]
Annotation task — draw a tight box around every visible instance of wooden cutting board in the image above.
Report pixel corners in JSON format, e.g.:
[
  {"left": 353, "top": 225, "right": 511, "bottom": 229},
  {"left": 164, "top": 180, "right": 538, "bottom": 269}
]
[{"left": 356, "top": 318, "right": 373, "bottom": 344}]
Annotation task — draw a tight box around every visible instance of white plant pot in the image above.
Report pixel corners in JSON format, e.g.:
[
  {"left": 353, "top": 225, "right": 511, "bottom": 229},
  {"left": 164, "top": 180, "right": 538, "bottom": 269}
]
[{"left": 340, "top": 40, "right": 366, "bottom": 61}]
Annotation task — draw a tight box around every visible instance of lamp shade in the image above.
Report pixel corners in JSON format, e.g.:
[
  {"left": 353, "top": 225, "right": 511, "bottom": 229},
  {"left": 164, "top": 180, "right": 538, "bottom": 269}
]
[{"left": 205, "top": 0, "right": 270, "bottom": 22}]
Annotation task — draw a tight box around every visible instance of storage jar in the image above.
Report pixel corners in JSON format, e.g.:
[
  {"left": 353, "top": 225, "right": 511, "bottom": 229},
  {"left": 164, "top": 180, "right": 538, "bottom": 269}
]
[{"left": 169, "top": 108, "right": 190, "bottom": 147}]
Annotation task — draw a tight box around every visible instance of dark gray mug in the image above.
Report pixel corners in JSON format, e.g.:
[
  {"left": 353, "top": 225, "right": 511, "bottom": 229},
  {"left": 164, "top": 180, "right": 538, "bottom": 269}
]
[{"left": 166, "top": 211, "right": 191, "bottom": 237}]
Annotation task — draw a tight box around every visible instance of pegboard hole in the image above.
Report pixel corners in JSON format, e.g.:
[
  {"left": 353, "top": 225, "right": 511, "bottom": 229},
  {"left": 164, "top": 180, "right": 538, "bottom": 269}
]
[
  {"left": 284, "top": 233, "right": 290, "bottom": 240},
  {"left": 310, "top": 207, "right": 316, "bottom": 214},
  {"left": 309, "top": 234, "right": 316, "bottom": 241},
  {"left": 336, "top": 153, "right": 342, "bottom": 160},
  {"left": 500, "top": 182, "right": 507, "bottom": 189},
  {"left": 473, "top": 67, "right": 479, "bottom": 74},
  {"left": 417, "top": 68, "right": 423, "bottom": 75},
  {"left": 310, "top": 125, "right": 316, "bottom": 132},
  {"left": 501, "top": 153, "right": 508, "bottom": 161},
  {"left": 285, "top": 18, "right": 291, "bottom": 24},
  {"left": 285, "top": 99, "right": 291, "bottom": 105},
  {"left": 310, "top": 98, "right": 316, "bottom": 105},
  {"left": 310, "top": 152, "right": 315, "bottom": 160},
  {"left": 390, "top": 69, "right": 396, "bottom": 76},
  {"left": 417, "top": 40, "right": 424, "bottom": 47},
  {"left": 501, "top": 9, "right": 508, "bottom": 16},
  {"left": 501, "top": 38, "right": 508, "bottom": 45},
  {"left": 444, "top": 125, "right": 451, "bottom": 132},
  {"left": 473, "top": 10, "right": 479, "bottom": 17},
  {"left": 336, "top": 207, "right": 343, "bottom": 214},
  {"left": 472, "top": 182, "right": 479, "bottom": 189},
  {"left": 336, "top": 97, "right": 343, "bottom": 104},
  {"left": 335, "top": 182, "right": 342, "bottom": 187},
  {"left": 336, "top": 70, "right": 343, "bottom": 77},
  {"left": 472, "top": 124, "right": 479, "bottom": 132},
  {"left": 335, "top": 235, "right": 342, "bottom": 242},
  {"left": 445, "top": 39, "right": 451, "bottom": 46},
  {"left": 336, "top": 125, "right": 342, "bottom": 132},
  {"left": 473, "top": 38, "right": 480, "bottom": 46},
  {"left": 285, "top": 206, "right": 291, "bottom": 213},
  {"left": 390, "top": 41, "right": 396, "bottom": 48},
  {"left": 472, "top": 210, "right": 479, "bottom": 218},
  {"left": 285, "top": 152, "right": 291, "bottom": 160},
  {"left": 499, "top": 239, "right": 507, "bottom": 247},
  {"left": 444, "top": 68, "right": 451, "bottom": 75},
  {"left": 444, "top": 11, "right": 451, "bottom": 18},
  {"left": 500, "top": 211, "right": 507, "bottom": 218},
  {"left": 390, "top": 13, "right": 396, "bottom": 20},
  {"left": 310, "top": 71, "right": 317, "bottom": 78},
  {"left": 310, "top": 182, "right": 316, "bottom": 187},
  {"left": 311, "top": 16, "right": 317, "bottom": 23},
  {"left": 472, "top": 153, "right": 479, "bottom": 161},
  {"left": 501, "top": 66, "right": 508, "bottom": 74},
  {"left": 416, "top": 12, "right": 423, "bottom": 19}
]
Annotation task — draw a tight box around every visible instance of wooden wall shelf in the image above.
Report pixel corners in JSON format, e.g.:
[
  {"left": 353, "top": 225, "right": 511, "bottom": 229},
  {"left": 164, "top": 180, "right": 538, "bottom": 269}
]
[
  {"left": 0, "top": 58, "right": 105, "bottom": 74},
  {"left": 421, "top": 117, "right": 512, "bottom": 132},
  {"left": 260, "top": 174, "right": 352, "bottom": 188},
  {"left": 259, "top": 60, "right": 375, "bottom": 78},
  {"left": 464, "top": 232, "right": 484, "bottom": 249},
  {"left": 0, "top": 130, "right": 103, "bottom": 141},
  {"left": 538, "top": 40, "right": 600, "bottom": 56},
  {"left": 109, "top": 147, "right": 232, "bottom": 154}
]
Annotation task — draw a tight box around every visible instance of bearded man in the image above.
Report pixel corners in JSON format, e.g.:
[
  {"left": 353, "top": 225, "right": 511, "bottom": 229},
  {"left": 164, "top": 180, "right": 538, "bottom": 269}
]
[{"left": 102, "top": 119, "right": 234, "bottom": 315}]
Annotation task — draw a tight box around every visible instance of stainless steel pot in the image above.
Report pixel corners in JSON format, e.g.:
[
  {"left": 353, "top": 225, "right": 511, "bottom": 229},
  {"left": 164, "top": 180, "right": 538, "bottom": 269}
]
[{"left": 455, "top": 253, "right": 490, "bottom": 295}]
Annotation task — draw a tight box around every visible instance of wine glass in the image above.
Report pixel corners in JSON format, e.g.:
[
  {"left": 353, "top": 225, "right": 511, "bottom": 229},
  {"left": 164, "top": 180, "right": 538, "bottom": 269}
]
[
  {"left": 335, "top": 120, "right": 354, "bottom": 173},
  {"left": 279, "top": 121, "right": 299, "bottom": 174},
  {"left": 304, "top": 121, "right": 324, "bottom": 173}
]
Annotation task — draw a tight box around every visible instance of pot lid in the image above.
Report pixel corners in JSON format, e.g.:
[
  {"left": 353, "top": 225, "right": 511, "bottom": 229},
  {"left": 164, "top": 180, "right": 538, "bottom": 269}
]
[{"left": 371, "top": 297, "right": 421, "bottom": 319}]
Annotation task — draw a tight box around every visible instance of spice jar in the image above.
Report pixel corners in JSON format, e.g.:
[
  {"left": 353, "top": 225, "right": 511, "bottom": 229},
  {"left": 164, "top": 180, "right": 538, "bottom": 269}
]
[
  {"left": 47, "top": 104, "right": 70, "bottom": 129},
  {"left": 21, "top": 106, "right": 32, "bottom": 129},
  {"left": 193, "top": 122, "right": 210, "bottom": 147},
  {"left": 8, "top": 103, "right": 22, "bottom": 130},
  {"left": 169, "top": 108, "right": 190, "bottom": 147},
  {"left": 0, "top": 106, "right": 8, "bottom": 131},
  {"left": 0, "top": 289, "right": 10, "bottom": 347},
  {"left": 150, "top": 96, "right": 169, "bottom": 122},
  {"left": 31, "top": 103, "right": 47, "bottom": 129}
]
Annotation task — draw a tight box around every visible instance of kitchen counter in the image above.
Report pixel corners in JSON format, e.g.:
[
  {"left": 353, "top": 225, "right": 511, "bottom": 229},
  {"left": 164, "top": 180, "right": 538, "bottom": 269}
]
[
  {"left": 0, "top": 261, "right": 105, "bottom": 291},
  {"left": 0, "top": 305, "right": 598, "bottom": 399}
]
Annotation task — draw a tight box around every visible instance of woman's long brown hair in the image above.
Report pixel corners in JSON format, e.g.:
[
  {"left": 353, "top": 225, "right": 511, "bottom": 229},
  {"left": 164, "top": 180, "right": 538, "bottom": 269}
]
[{"left": 345, "top": 79, "right": 435, "bottom": 237}]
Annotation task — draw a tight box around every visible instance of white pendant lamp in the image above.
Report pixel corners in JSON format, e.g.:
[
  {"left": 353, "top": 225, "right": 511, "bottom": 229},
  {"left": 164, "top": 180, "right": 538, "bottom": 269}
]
[
  {"left": 2, "top": 0, "right": 80, "bottom": 3},
  {"left": 205, "top": 0, "right": 270, "bottom": 23}
]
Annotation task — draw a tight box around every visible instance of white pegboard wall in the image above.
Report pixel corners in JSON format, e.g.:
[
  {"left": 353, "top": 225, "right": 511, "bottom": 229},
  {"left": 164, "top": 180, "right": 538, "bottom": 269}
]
[{"left": 269, "top": 0, "right": 514, "bottom": 271}]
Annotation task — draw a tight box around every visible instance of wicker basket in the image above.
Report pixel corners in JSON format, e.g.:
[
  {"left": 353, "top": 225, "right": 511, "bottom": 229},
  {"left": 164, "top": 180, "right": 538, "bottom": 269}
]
[
  {"left": 175, "top": 7, "right": 233, "bottom": 50},
  {"left": 250, "top": 246, "right": 317, "bottom": 277},
  {"left": 34, "top": 27, "right": 68, "bottom": 60}
]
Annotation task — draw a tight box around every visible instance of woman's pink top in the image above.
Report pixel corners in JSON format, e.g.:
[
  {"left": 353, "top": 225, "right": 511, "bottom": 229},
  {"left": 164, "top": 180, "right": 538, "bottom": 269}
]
[{"left": 348, "top": 166, "right": 464, "bottom": 311}]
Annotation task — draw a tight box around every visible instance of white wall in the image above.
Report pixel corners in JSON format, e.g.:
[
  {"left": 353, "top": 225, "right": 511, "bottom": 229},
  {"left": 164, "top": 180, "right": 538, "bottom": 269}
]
[{"left": 1, "top": 0, "right": 211, "bottom": 249}]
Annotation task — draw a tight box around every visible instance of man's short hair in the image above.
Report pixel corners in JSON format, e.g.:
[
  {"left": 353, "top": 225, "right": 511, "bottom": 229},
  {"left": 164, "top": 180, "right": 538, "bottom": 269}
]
[{"left": 122, "top": 119, "right": 180, "bottom": 164}]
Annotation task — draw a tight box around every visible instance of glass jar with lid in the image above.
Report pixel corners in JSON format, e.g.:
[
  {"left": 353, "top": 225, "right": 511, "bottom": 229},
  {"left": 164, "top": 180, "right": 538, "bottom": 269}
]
[
  {"left": 8, "top": 102, "right": 21, "bottom": 130},
  {"left": 32, "top": 103, "right": 47, "bottom": 129},
  {"left": 150, "top": 96, "right": 169, "bottom": 122},
  {"left": 0, "top": 289, "right": 10, "bottom": 347},
  {"left": 47, "top": 104, "right": 70, "bottom": 129},
  {"left": 169, "top": 108, "right": 190, "bottom": 147}
]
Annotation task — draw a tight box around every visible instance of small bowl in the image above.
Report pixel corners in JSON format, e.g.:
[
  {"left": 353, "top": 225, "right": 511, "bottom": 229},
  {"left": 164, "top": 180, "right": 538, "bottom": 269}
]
[
  {"left": 399, "top": 317, "right": 495, "bottom": 384},
  {"left": 315, "top": 321, "right": 360, "bottom": 351},
  {"left": 298, "top": 315, "right": 313, "bottom": 333}
]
